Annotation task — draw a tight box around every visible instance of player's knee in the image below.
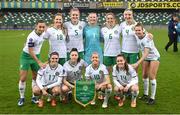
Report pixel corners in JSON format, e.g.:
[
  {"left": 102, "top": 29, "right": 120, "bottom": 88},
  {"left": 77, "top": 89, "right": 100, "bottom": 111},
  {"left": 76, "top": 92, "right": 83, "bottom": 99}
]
[
  {"left": 131, "top": 85, "right": 139, "bottom": 92},
  {"left": 33, "top": 87, "right": 41, "bottom": 96},
  {"left": 107, "top": 84, "right": 112, "bottom": 89},
  {"left": 114, "top": 86, "right": 119, "bottom": 92},
  {"left": 142, "top": 73, "right": 149, "bottom": 79},
  {"left": 19, "top": 76, "right": 27, "bottom": 82},
  {"left": 119, "top": 86, "right": 124, "bottom": 91},
  {"left": 32, "top": 74, "right": 37, "bottom": 80},
  {"left": 61, "top": 85, "right": 69, "bottom": 92},
  {"left": 52, "top": 87, "right": 60, "bottom": 95},
  {"left": 149, "top": 73, "right": 156, "bottom": 80}
]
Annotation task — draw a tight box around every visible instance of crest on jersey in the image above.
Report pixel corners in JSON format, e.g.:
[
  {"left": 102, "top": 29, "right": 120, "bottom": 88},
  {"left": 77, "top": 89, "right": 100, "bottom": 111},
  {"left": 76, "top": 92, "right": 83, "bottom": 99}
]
[
  {"left": 131, "top": 26, "right": 135, "bottom": 31},
  {"left": 79, "top": 66, "right": 82, "bottom": 70},
  {"left": 55, "top": 72, "right": 60, "bottom": 76},
  {"left": 114, "top": 30, "right": 118, "bottom": 34},
  {"left": 99, "top": 70, "right": 104, "bottom": 75},
  {"left": 79, "top": 26, "right": 82, "bottom": 30},
  {"left": 141, "top": 42, "right": 144, "bottom": 47},
  {"left": 29, "top": 38, "right": 33, "bottom": 42},
  {"left": 74, "top": 80, "right": 96, "bottom": 107}
]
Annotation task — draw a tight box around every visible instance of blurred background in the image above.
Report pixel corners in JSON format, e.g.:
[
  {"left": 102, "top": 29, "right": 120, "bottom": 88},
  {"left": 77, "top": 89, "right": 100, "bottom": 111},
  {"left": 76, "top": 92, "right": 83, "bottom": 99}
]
[{"left": 0, "top": 0, "right": 179, "bottom": 30}]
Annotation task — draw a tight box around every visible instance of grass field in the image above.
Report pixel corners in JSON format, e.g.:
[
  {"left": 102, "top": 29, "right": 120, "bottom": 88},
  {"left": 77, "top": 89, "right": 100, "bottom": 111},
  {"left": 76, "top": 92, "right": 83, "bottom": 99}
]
[{"left": 0, "top": 28, "right": 180, "bottom": 114}]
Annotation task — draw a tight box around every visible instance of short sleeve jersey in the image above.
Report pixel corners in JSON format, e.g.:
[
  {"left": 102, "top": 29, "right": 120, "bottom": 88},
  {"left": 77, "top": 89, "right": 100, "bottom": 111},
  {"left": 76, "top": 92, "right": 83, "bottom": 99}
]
[
  {"left": 23, "top": 30, "right": 44, "bottom": 54},
  {"left": 119, "top": 21, "right": 139, "bottom": 53},
  {"left": 112, "top": 64, "right": 138, "bottom": 86},
  {"left": 63, "top": 59, "right": 88, "bottom": 83},
  {"left": 43, "top": 27, "right": 67, "bottom": 58},
  {"left": 85, "top": 64, "right": 109, "bottom": 83},
  {"left": 37, "top": 64, "right": 65, "bottom": 86},
  {"left": 64, "top": 21, "right": 86, "bottom": 52},
  {"left": 101, "top": 24, "right": 121, "bottom": 56},
  {"left": 136, "top": 34, "right": 160, "bottom": 60}
]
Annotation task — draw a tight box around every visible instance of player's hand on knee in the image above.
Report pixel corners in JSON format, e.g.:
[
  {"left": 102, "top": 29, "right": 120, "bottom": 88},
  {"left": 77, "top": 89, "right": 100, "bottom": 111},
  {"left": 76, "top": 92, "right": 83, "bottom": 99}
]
[
  {"left": 124, "top": 86, "right": 129, "bottom": 92},
  {"left": 96, "top": 84, "right": 101, "bottom": 90},
  {"left": 42, "top": 89, "right": 48, "bottom": 96}
]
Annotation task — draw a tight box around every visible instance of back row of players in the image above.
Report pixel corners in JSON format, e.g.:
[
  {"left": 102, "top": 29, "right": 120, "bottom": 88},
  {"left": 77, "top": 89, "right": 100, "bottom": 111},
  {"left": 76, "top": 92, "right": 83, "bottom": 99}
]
[{"left": 17, "top": 8, "right": 160, "bottom": 108}]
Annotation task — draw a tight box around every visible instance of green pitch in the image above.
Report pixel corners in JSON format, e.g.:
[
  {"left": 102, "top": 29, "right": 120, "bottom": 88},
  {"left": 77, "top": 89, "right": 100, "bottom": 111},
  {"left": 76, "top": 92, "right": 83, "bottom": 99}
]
[{"left": 0, "top": 29, "right": 180, "bottom": 114}]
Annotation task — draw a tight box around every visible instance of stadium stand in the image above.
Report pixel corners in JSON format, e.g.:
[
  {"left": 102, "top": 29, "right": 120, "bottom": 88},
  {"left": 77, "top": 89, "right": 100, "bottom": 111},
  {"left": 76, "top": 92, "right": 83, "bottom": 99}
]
[
  {"left": 0, "top": 0, "right": 179, "bottom": 29},
  {"left": 0, "top": 11, "right": 172, "bottom": 28}
]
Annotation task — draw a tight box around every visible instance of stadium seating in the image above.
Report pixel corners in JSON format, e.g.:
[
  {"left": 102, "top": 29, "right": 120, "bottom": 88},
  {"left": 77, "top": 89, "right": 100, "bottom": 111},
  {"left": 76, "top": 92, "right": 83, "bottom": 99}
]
[{"left": 0, "top": 11, "right": 172, "bottom": 29}]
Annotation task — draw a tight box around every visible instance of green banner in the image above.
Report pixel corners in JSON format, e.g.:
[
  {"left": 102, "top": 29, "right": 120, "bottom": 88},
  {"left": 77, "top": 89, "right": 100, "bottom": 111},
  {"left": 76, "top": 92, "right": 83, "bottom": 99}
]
[{"left": 74, "top": 80, "right": 96, "bottom": 107}]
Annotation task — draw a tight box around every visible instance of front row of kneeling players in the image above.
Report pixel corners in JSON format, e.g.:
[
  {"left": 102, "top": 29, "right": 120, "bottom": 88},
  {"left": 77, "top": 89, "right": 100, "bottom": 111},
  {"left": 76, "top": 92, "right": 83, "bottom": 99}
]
[{"left": 33, "top": 50, "right": 139, "bottom": 108}]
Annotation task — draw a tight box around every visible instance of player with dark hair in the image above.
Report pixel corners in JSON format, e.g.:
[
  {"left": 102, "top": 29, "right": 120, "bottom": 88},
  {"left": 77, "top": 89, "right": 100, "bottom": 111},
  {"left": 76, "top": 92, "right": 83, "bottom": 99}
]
[
  {"left": 18, "top": 20, "right": 46, "bottom": 106},
  {"left": 34, "top": 52, "right": 65, "bottom": 107},
  {"left": 62, "top": 48, "right": 87, "bottom": 102},
  {"left": 113, "top": 54, "right": 139, "bottom": 108}
]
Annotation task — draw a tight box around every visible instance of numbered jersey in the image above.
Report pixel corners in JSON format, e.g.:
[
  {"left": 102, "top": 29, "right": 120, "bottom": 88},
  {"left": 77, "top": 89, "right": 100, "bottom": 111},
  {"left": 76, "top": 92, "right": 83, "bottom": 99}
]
[
  {"left": 44, "top": 27, "right": 67, "bottom": 58},
  {"left": 23, "top": 30, "right": 44, "bottom": 54},
  {"left": 84, "top": 25, "right": 103, "bottom": 64},
  {"left": 112, "top": 64, "right": 138, "bottom": 86},
  {"left": 37, "top": 64, "right": 65, "bottom": 86},
  {"left": 85, "top": 64, "right": 109, "bottom": 84},
  {"left": 101, "top": 24, "right": 121, "bottom": 56},
  {"left": 64, "top": 21, "right": 86, "bottom": 52},
  {"left": 63, "top": 59, "right": 88, "bottom": 83},
  {"left": 136, "top": 34, "right": 160, "bottom": 60},
  {"left": 119, "top": 21, "right": 139, "bottom": 53}
]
